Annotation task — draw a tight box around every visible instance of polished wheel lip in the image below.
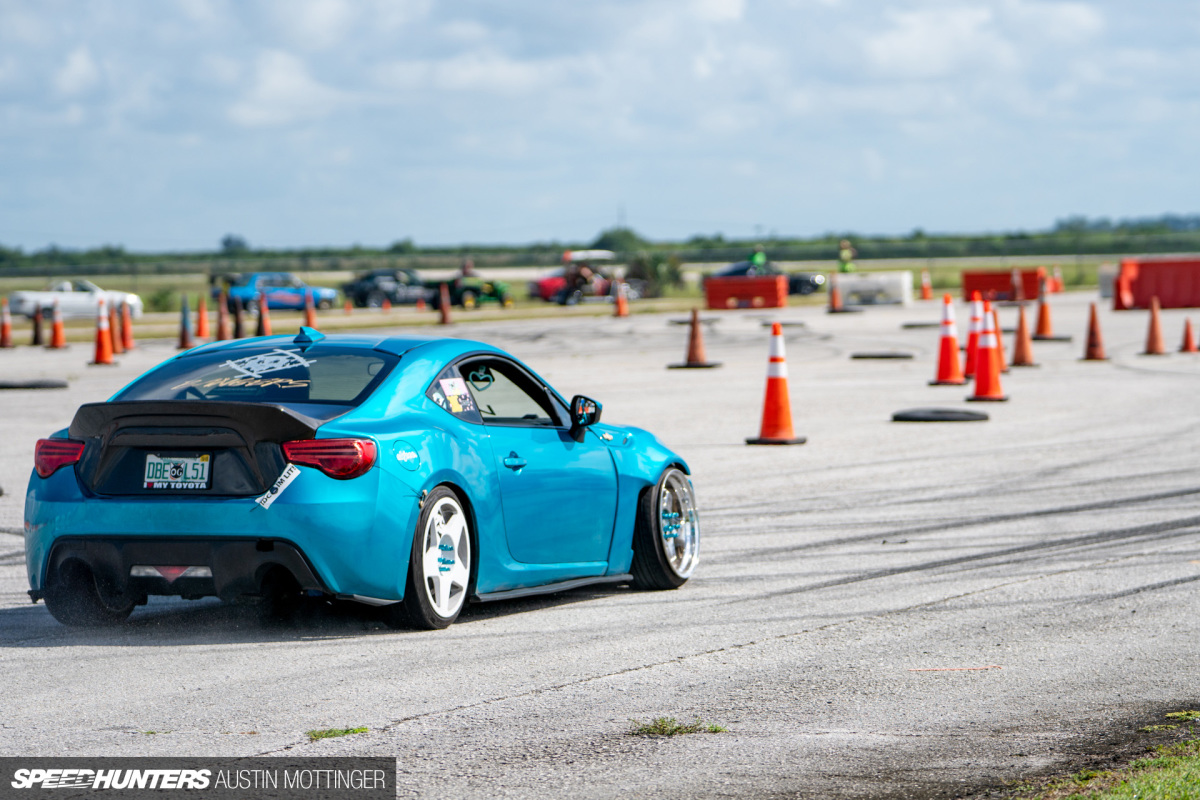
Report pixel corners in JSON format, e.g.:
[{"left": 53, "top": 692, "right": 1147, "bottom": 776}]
[
  {"left": 658, "top": 468, "right": 699, "bottom": 579},
  {"left": 420, "top": 496, "right": 470, "bottom": 619}
]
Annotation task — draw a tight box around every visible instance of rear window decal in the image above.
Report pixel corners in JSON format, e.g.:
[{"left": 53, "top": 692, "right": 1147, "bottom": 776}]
[{"left": 225, "top": 349, "right": 315, "bottom": 378}]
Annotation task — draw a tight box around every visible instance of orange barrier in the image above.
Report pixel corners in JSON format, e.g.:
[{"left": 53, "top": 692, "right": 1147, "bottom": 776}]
[
  {"left": 1114, "top": 257, "right": 1200, "bottom": 310},
  {"left": 121, "top": 302, "right": 135, "bottom": 350},
  {"left": 47, "top": 302, "right": 66, "bottom": 350},
  {"left": 1010, "top": 305, "right": 1037, "bottom": 367},
  {"left": 668, "top": 309, "right": 720, "bottom": 369},
  {"left": 962, "top": 268, "right": 1047, "bottom": 302},
  {"left": 705, "top": 275, "right": 788, "bottom": 310},
  {"left": 1083, "top": 303, "right": 1108, "bottom": 361},
  {"left": 1143, "top": 296, "right": 1166, "bottom": 355},
  {"left": 929, "top": 294, "right": 964, "bottom": 386},
  {"left": 0, "top": 298, "right": 12, "bottom": 348},
  {"left": 1182, "top": 319, "right": 1197, "bottom": 353},
  {"left": 92, "top": 299, "right": 114, "bottom": 365},
  {"left": 746, "top": 322, "right": 806, "bottom": 445},
  {"left": 967, "top": 309, "right": 1007, "bottom": 402}
]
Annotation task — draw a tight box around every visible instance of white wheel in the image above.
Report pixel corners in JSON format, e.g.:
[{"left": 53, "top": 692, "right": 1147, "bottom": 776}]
[{"left": 396, "top": 487, "right": 472, "bottom": 629}]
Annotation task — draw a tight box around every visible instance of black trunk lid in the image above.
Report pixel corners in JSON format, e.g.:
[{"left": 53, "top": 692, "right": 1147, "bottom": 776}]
[{"left": 69, "top": 401, "right": 323, "bottom": 497}]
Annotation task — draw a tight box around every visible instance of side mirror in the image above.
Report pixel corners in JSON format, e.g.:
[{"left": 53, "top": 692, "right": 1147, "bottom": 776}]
[{"left": 568, "top": 395, "right": 602, "bottom": 441}]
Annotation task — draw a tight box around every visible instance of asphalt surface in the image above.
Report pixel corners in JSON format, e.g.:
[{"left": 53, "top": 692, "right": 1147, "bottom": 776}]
[{"left": 1, "top": 291, "right": 1198, "bottom": 798}]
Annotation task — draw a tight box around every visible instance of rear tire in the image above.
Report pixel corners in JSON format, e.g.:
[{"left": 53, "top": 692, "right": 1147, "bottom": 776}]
[
  {"left": 390, "top": 487, "right": 472, "bottom": 629},
  {"left": 631, "top": 468, "right": 700, "bottom": 590},
  {"left": 42, "top": 560, "right": 135, "bottom": 627}
]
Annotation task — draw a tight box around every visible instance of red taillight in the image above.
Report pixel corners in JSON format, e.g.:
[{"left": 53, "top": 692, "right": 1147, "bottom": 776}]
[
  {"left": 34, "top": 439, "right": 85, "bottom": 479},
  {"left": 282, "top": 438, "right": 377, "bottom": 480}
]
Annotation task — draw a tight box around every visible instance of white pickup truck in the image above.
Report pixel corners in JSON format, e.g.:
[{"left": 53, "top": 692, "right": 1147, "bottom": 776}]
[{"left": 8, "top": 280, "right": 144, "bottom": 319}]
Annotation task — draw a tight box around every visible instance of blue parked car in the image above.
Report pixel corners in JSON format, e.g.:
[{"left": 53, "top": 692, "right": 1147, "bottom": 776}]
[
  {"left": 25, "top": 330, "right": 699, "bottom": 629},
  {"left": 219, "top": 272, "right": 339, "bottom": 312}
]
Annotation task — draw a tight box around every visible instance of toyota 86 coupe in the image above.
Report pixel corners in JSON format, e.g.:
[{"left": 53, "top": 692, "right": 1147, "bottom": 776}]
[{"left": 25, "top": 329, "right": 699, "bottom": 629}]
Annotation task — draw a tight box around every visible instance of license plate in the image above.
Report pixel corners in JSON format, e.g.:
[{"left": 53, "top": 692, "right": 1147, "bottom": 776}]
[{"left": 144, "top": 454, "right": 211, "bottom": 490}]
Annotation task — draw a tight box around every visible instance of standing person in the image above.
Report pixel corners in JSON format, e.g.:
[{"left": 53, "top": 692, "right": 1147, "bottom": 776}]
[
  {"left": 837, "top": 239, "right": 857, "bottom": 273},
  {"left": 749, "top": 244, "right": 767, "bottom": 272}
]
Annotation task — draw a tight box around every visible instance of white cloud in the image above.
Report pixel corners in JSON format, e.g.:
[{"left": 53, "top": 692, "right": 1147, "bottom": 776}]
[
  {"left": 863, "top": 8, "right": 1017, "bottom": 79},
  {"left": 55, "top": 46, "right": 101, "bottom": 95},
  {"left": 694, "top": 0, "right": 745, "bottom": 23},
  {"left": 228, "top": 50, "right": 345, "bottom": 126}
]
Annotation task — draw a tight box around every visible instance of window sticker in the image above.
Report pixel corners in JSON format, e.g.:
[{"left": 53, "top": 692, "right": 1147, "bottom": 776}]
[
  {"left": 438, "top": 378, "right": 475, "bottom": 414},
  {"left": 224, "top": 349, "right": 315, "bottom": 378}
]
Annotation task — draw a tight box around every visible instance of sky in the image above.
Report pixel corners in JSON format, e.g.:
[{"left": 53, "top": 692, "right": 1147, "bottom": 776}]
[{"left": 0, "top": 0, "right": 1197, "bottom": 251}]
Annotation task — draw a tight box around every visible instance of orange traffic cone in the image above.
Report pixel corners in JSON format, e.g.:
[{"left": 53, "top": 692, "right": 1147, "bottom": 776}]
[
  {"left": 439, "top": 283, "right": 452, "bottom": 325},
  {"left": 415, "top": 296, "right": 427, "bottom": 312},
  {"left": 233, "top": 297, "right": 245, "bottom": 339},
  {"left": 91, "top": 298, "right": 114, "bottom": 365},
  {"left": 1082, "top": 303, "right": 1108, "bottom": 361},
  {"left": 614, "top": 282, "right": 630, "bottom": 317},
  {"left": 30, "top": 306, "right": 43, "bottom": 347},
  {"left": 381, "top": 296, "right": 392, "bottom": 311},
  {"left": 967, "top": 309, "right": 1007, "bottom": 402},
  {"left": 344, "top": 299, "right": 353, "bottom": 315},
  {"left": 0, "top": 297, "right": 13, "bottom": 348},
  {"left": 1010, "top": 305, "right": 1038, "bottom": 367},
  {"left": 121, "top": 301, "right": 135, "bottom": 350},
  {"left": 1053, "top": 266, "right": 1064, "bottom": 292},
  {"left": 746, "top": 322, "right": 806, "bottom": 445},
  {"left": 178, "top": 295, "right": 194, "bottom": 350},
  {"left": 1142, "top": 296, "right": 1166, "bottom": 356},
  {"left": 195, "top": 294, "right": 210, "bottom": 339},
  {"left": 1031, "top": 292, "right": 1070, "bottom": 341},
  {"left": 668, "top": 309, "right": 720, "bottom": 369},
  {"left": 964, "top": 292, "right": 984, "bottom": 378},
  {"left": 991, "top": 306, "right": 1009, "bottom": 372},
  {"left": 920, "top": 269, "right": 933, "bottom": 301},
  {"left": 47, "top": 301, "right": 67, "bottom": 349},
  {"left": 109, "top": 305, "right": 124, "bottom": 355},
  {"left": 255, "top": 294, "right": 272, "bottom": 336},
  {"left": 304, "top": 289, "right": 318, "bottom": 329},
  {"left": 929, "top": 294, "right": 965, "bottom": 385},
  {"left": 1181, "top": 318, "right": 1197, "bottom": 353},
  {"left": 216, "top": 290, "right": 231, "bottom": 341},
  {"left": 827, "top": 273, "right": 843, "bottom": 313}
]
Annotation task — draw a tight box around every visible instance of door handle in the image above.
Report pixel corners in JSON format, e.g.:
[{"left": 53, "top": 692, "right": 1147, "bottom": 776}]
[{"left": 503, "top": 452, "right": 527, "bottom": 471}]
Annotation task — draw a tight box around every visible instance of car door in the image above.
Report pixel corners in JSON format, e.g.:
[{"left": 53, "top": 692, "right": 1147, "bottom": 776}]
[{"left": 456, "top": 356, "right": 619, "bottom": 565}]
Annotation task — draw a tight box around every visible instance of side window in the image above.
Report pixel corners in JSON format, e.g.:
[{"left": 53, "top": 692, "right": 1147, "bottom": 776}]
[
  {"left": 426, "top": 365, "right": 483, "bottom": 424},
  {"left": 457, "top": 358, "right": 563, "bottom": 426}
]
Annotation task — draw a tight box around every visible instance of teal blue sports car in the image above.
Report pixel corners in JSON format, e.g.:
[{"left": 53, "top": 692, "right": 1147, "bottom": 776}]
[{"left": 25, "top": 329, "right": 699, "bottom": 629}]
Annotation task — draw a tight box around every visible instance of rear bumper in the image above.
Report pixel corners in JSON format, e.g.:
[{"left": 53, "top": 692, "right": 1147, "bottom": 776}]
[{"left": 32, "top": 537, "right": 325, "bottom": 603}]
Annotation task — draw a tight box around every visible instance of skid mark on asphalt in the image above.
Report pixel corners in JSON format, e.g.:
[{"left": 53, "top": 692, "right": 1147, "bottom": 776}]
[
  {"left": 730, "top": 514, "right": 1200, "bottom": 603},
  {"left": 251, "top": 564, "right": 1080, "bottom": 759},
  {"left": 1090, "top": 574, "right": 1200, "bottom": 601},
  {"left": 717, "top": 487, "right": 1200, "bottom": 562}
]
